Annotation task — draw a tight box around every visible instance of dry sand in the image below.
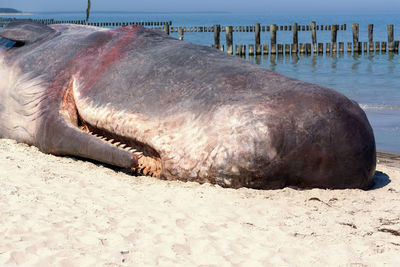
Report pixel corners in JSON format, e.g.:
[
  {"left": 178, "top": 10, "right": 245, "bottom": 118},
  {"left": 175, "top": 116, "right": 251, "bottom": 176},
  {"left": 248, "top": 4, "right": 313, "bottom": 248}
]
[{"left": 0, "top": 138, "right": 399, "bottom": 266}]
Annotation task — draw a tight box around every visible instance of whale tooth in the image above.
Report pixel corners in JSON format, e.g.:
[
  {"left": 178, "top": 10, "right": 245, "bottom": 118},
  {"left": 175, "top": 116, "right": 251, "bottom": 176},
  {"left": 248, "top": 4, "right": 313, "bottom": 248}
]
[
  {"left": 114, "top": 142, "right": 121, "bottom": 146},
  {"left": 120, "top": 144, "right": 127, "bottom": 148},
  {"left": 142, "top": 167, "right": 150, "bottom": 176},
  {"left": 108, "top": 139, "right": 114, "bottom": 143}
]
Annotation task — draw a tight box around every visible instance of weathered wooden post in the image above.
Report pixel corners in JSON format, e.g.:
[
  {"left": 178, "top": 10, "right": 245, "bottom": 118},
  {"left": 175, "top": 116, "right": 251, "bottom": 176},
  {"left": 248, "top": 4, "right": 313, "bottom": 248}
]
[
  {"left": 285, "top": 44, "right": 290, "bottom": 54},
  {"left": 270, "top": 24, "right": 277, "bottom": 54},
  {"left": 291, "top": 44, "right": 297, "bottom": 54},
  {"left": 255, "top": 23, "right": 261, "bottom": 55},
  {"left": 163, "top": 23, "right": 170, "bottom": 35},
  {"left": 306, "top": 43, "right": 311, "bottom": 55},
  {"left": 332, "top": 42, "right": 337, "bottom": 54},
  {"left": 179, "top": 28, "right": 184, "bottom": 41},
  {"left": 235, "top": 45, "right": 239, "bottom": 55},
  {"left": 214, "top": 25, "right": 221, "bottom": 48},
  {"left": 381, "top": 41, "right": 387, "bottom": 53},
  {"left": 226, "top": 26, "right": 233, "bottom": 54},
  {"left": 363, "top": 42, "right": 368, "bottom": 53},
  {"left": 85, "top": 0, "right": 91, "bottom": 26},
  {"left": 331, "top": 24, "right": 338, "bottom": 43},
  {"left": 249, "top": 44, "right": 255, "bottom": 56},
  {"left": 395, "top": 40, "right": 400, "bottom": 53},
  {"left": 375, "top": 41, "right": 380, "bottom": 53},
  {"left": 292, "top": 23, "right": 298, "bottom": 54},
  {"left": 352, "top": 24, "right": 359, "bottom": 53},
  {"left": 240, "top": 45, "right": 246, "bottom": 57},
  {"left": 277, "top": 44, "right": 283, "bottom": 54},
  {"left": 347, "top": 42, "right": 352, "bottom": 54},
  {"left": 388, "top": 24, "right": 394, "bottom": 52},
  {"left": 318, "top": 43, "right": 323, "bottom": 54},
  {"left": 339, "top": 42, "right": 344, "bottom": 54},
  {"left": 263, "top": 44, "right": 269, "bottom": 55},
  {"left": 331, "top": 24, "right": 338, "bottom": 54},
  {"left": 310, "top": 21, "right": 317, "bottom": 45},
  {"left": 311, "top": 21, "right": 317, "bottom": 54},
  {"left": 326, "top": 43, "right": 331, "bottom": 55},
  {"left": 299, "top": 43, "right": 305, "bottom": 54},
  {"left": 368, "top": 24, "right": 374, "bottom": 52}
]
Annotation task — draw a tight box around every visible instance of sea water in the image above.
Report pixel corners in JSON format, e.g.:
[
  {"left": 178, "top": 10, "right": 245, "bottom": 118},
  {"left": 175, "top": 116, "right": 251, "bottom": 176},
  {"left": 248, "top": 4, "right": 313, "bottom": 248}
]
[{"left": 1, "top": 11, "right": 399, "bottom": 153}]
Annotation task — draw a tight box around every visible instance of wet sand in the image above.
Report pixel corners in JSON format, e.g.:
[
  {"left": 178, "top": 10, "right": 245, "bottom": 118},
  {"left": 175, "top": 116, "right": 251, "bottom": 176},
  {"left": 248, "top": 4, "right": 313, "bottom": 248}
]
[{"left": 0, "top": 138, "right": 399, "bottom": 266}]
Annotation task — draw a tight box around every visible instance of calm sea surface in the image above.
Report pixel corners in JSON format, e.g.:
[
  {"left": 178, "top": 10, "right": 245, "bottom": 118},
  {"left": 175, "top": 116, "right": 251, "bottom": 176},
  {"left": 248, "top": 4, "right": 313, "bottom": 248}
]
[{"left": 2, "top": 11, "right": 400, "bottom": 153}]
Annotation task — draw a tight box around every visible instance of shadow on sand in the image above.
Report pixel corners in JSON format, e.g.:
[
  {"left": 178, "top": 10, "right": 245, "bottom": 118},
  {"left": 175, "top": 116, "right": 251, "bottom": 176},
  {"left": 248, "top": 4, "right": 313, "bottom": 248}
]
[{"left": 369, "top": 170, "right": 391, "bottom": 190}]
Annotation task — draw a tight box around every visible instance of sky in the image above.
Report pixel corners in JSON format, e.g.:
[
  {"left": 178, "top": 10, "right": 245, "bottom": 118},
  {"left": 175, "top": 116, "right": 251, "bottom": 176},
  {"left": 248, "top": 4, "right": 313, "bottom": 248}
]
[{"left": 1, "top": 0, "right": 400, "bottom": 13}]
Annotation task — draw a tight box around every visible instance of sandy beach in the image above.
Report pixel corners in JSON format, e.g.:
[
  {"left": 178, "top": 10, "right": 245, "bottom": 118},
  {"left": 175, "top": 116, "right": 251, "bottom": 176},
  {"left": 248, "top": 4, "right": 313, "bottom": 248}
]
[{"left": 0, "top": 138, "right": 399, "bottom": 266}]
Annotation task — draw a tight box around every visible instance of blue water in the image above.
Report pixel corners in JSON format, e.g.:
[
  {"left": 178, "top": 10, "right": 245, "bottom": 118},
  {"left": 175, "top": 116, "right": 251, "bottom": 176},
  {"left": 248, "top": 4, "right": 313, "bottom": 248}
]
[{"left": 1, "top": 11, "right": 399, "bottom": 153}]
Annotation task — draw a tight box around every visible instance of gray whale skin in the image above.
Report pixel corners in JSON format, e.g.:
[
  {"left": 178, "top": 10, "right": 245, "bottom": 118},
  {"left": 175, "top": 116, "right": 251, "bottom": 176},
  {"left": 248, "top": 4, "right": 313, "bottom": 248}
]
[{"left": 0, "top": 21, "right": 376, "bottom": 189}]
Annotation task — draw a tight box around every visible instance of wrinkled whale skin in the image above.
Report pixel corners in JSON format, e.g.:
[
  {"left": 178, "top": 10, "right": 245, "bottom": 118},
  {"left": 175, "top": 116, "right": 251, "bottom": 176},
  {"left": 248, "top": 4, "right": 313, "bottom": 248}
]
[{"left": 0, "top": 21, "right": 376, "bottom": 189}]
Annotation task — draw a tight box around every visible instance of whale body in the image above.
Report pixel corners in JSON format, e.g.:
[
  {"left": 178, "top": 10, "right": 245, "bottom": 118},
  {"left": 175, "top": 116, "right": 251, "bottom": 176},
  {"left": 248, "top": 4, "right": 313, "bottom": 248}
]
[{"left": 0, "top": 21, "right": 376, "bottom": 189}]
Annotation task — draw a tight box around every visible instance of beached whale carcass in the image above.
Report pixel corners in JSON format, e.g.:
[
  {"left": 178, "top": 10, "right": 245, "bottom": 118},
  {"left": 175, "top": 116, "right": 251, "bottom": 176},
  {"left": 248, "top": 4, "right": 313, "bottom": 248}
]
[{"left": 0, "top": 21, "right": 376, "bottom": 189}]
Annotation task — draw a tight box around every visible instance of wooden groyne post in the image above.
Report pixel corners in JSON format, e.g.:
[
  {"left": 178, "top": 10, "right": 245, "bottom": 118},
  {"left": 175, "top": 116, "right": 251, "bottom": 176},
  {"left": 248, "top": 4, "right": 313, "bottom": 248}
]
[
  {"left": 249, "top": 44, "right": 255, "bottom": 56},
  {"left": 376, "top": 41, "right": 381, "bottom": 53},
  {"left": 240, "top": 44, "right": 246, "bottom": 57},
  {"left": 368, "top": 24, "right": 374, "bottom": 52},
  {"left": 331, "top": 24, "right": 338, "bottom": 53},
  {"left": 352, "top": 23, "right": 359, "bottom": 53},
  {"left": 339, "top": 42, "right": 344, "bottom": 53},
  {"left": 311, "top": 21, "right": 317, "bottom": 53},
  {"left": 163, "top": 23, "right": 169, "bottom": 35},
  {"left": 292, "top": 23, "right": 298, "bottom": 54},
  {"left": 388, "top": 24, "right": 394, "bottom": 52},
  {"left": 318, "top": 43, "right": 324, "bottom": 54},
  {"left": 214, "top": 24, "right": 221, "bottom": 48},
  {"left": 270, "top": 24, "right": 277, "bottom": 54},
  {"left": 179, "top": 28, "right": 184, "bottom": 41},
  {"left": 347, "top": 42, "right": 352, "bottom": 53},
  {"left": 255, "top": 23, "right": 261, "bottom": 55},
  {"left": 226, "top": 26, "right": 233, "bottom": 54},
  {"left": 263, "top": 44, "right": 269, "bottom": 55}
]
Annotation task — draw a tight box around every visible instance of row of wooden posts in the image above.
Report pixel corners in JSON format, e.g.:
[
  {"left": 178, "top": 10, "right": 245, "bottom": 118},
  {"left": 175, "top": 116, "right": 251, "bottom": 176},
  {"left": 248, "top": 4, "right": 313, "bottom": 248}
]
[
  {"left": 0, "top": 17, "right": 345, "bottom": 33},
  {"left": 164, "top": 24, "right": 346, "bottom": 33},
  {"left": 162, "top": 22, "right": 399, "bottom": 55},
  {"left": 0, "top": 18, "right": 173, "bottom": 28},
  {"left": 1, "top": 18, "right": 398, "bottom": 55}
]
